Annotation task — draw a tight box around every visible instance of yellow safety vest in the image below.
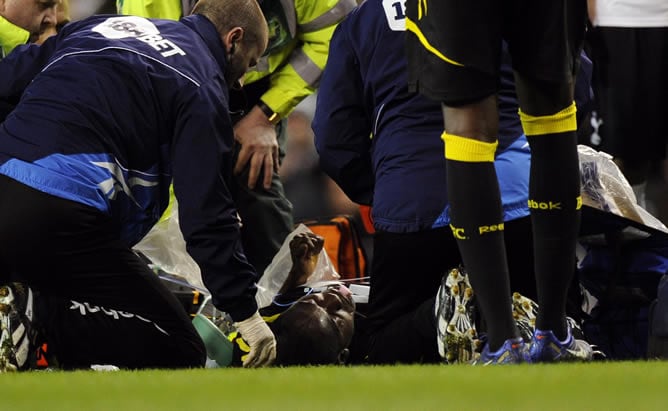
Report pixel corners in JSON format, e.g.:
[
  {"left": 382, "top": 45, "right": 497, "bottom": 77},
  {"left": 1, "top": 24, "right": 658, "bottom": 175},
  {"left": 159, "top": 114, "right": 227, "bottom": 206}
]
[
  {"left": 117, "top": 0, "right": 183, "bottom": 20},
  {"left": 0, "top": 16, "right": 30, "bottom": 58},
  {"left": 117, "top": 0, "right": 357, "bottom": 117}
]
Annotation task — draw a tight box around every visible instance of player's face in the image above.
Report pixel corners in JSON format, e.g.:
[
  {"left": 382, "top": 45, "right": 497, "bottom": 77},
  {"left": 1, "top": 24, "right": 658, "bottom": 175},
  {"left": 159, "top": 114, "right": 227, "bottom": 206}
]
[{"left": 292, "top": 284, "right": 355, "bottom": 347}]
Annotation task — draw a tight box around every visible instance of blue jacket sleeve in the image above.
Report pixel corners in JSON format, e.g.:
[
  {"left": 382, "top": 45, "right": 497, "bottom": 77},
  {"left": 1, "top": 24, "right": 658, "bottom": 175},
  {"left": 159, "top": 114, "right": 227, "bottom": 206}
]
[
  {"left": 0, "top": 36, "right": 59, "bottom": 103},
  {"left": 312, "top": 22, "right": 374, "bottom": 205},
  {"left": 0, "top": 37, "right": 59, "bottom": 121},
  {"left": 172, "top": 80, "right": 259, "bottom": 322}
]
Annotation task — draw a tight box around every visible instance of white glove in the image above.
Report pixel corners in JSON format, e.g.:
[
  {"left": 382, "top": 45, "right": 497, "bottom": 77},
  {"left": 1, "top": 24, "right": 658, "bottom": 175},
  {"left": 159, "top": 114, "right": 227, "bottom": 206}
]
[{"left": 234, "top": 311, "right": 277, "bottom": 368}]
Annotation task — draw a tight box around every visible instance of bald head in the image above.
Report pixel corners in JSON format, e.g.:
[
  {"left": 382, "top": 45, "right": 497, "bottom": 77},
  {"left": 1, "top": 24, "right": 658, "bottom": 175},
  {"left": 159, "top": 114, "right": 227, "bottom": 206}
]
[{"left": 192, "top": 0, "right": 268, "bottom": 55}]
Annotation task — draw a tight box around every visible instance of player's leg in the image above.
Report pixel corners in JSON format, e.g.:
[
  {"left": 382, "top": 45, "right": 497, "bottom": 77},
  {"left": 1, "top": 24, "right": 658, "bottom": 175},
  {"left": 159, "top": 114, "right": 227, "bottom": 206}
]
[
  {"left": 406, "top": 0, "right": 524, "bottom": 358},
  {"left": 510, "top": 0, "right": 592, "bottom": 361},
  {"left": 0, "top": 175, "right": 206, "bottom": 370},
  {"left": 593, "top": 26, "right": 668, "bottom": 206},
  {"left": 350, "top": 227, "right": 458, "bottom": 364}
]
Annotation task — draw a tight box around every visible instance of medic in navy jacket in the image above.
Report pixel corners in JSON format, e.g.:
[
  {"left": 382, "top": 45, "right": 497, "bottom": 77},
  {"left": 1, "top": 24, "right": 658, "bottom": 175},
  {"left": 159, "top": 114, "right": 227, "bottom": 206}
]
[
  {"left": 0, "top": 14, "right": 259, "bottom": 322},
  {"left": 312, "top": 0, "right": 592, "bottom": 234}
]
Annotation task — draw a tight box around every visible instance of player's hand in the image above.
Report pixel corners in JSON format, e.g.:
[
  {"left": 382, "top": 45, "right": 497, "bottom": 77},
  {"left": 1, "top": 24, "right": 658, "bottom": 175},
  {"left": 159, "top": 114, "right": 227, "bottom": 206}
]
[
  {"left": 290, "top": 232, "right": 324, "bottom": 259},
  {"left": 234, "top": 311, "right": 277, "bottom": 368},
  {"left": 233, "top": 106, "right": 279, "bottom": 190},
  {"left": 283, "top": 233, "right": 324, "bottom": 288}
]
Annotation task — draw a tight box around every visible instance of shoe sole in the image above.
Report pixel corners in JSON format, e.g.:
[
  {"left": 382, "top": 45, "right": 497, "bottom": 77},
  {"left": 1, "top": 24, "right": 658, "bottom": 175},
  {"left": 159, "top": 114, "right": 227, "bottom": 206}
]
[
  {"left": 0, "top": 285, "right": 18, "bottom": 372},
  {"left": 512, "top": 292, "right": 537, "bottom": 343},
  {"left": 436, "top": 267, "right": 478, "bottom": 364},
  {"left": 0, "top": 284, "right": 33, "bottom": 372}
]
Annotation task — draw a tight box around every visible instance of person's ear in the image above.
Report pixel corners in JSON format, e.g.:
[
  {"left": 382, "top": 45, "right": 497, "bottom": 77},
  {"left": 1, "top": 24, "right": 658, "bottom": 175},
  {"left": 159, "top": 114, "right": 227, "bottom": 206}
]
[
  {"left": 336, "top": 348, "right": 350, "bottom": 365},
  {"left": 223, "top": 27, "right": 245, "bottom": 54}
]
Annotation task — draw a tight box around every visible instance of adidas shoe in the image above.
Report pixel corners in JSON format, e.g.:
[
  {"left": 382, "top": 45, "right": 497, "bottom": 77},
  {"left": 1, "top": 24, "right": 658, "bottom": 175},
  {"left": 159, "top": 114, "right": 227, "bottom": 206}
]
[
  {"left": 512, "top": 292, "right": 537, "bottom": 343},
  {"left": 435, "top": 267, "right": 478, "bottom": 364},
  {"left": 529, "top": 325, "right": 593, "bottom": 362},
  {"left": 475, "top": 337, "right": 530, "bottom": 365},
  {"left": 0, "top": 283, "right": 36, "bottom": 372}
]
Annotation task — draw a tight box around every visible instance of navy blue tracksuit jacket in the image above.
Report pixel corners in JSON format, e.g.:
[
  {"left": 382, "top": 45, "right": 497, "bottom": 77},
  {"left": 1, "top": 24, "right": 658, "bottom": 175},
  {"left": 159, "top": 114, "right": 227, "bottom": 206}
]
[
  {"left": 313, "top": 0, "right": 592, "bottom": 234},
  {"left": 0, "top": 14, "right": 259, "bottom": 320}
]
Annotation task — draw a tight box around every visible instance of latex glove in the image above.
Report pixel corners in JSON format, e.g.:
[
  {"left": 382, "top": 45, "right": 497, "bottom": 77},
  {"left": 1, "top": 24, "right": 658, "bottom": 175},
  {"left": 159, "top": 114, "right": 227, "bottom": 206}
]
[
  {"left": 234, "top": 311, "right": 277, "bottom": 368},
  {"left": 233, "top": 105, "right": 279, "bottom": 190}
]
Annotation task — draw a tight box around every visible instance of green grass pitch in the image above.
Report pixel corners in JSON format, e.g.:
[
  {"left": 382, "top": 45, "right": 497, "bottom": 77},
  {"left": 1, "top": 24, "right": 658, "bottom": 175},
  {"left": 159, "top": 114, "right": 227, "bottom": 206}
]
[{"left": 1, "top": 362, "right": 665, "bottom": 410}]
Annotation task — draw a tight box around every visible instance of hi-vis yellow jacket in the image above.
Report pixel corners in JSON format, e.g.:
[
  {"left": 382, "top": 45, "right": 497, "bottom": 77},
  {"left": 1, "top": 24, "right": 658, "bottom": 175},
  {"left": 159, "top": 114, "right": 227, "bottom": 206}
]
[
  {"left": 117, "top": 0, "right": 357, "bottom": 118},
  {"left": 0, "top": 16, "right": 30, "bottom": 58}
]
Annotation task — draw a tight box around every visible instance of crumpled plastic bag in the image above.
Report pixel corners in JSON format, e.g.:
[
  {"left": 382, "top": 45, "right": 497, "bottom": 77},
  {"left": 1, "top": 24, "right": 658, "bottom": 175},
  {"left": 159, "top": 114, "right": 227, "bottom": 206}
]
[
  {"left": 255, "top": 224, "right": 340, "bottom": 308},
  {"left": 579, "top": 144, "right": 667, "bottom": 234},
  {"left": 133, "top": 200, "right": 204, "bottom": 290},
  {"left": 134, "top": 205, "right": 339, "bottom": 308}
]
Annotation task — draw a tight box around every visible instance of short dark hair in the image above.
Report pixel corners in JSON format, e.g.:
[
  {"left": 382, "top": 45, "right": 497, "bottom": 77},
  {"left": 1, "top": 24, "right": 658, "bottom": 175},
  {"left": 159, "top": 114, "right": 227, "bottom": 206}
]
[
  {"left": 192, "top": 0, "right": 265, "bottom": 49},
  {"left": 270, "top": 309, "right": 345, "bottom": 366}
]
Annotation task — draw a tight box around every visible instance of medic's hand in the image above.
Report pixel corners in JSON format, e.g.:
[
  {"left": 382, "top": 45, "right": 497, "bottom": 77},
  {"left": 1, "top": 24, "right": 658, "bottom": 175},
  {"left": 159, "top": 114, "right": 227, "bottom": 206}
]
[
  {"left": 234, "top": 311, "right": 277, "bottom": 368},
  {"left": 233, "top": 105, "right": 279, "bottom": 190}
]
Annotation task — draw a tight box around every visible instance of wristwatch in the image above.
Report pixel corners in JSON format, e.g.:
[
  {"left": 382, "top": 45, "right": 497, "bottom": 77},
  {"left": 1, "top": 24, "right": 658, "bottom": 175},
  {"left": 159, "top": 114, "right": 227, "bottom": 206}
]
[{"left": 257, "top": 100, "right": 281, "bottom": 125}]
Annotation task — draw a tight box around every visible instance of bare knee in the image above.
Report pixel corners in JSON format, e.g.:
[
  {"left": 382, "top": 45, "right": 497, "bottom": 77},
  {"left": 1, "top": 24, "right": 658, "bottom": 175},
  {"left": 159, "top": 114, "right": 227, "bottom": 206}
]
[
  {"left": 442, "top": 95, "right": 498, "bottom": 143},
  {"left": 514, "top": 73, "right": 574, "bottom": 116}
]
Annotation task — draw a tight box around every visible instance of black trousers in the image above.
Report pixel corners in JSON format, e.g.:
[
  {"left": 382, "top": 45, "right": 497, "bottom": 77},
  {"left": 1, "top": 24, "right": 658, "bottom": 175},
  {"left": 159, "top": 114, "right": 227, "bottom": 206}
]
[
  {"left": 589, "top": 26, "right": 668, "bottom": 163},
  {"left": 231, "top": 120, "right": 294, "bottom": 277},
  {"left": 350, "top": 218, "right": 535, "bottom": 364},
  {"left": 0, "top": 175, "right": 205, "bottom": 369},
  {"left": 229, "top": 79, "right": 294, "bottom": 277}
]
